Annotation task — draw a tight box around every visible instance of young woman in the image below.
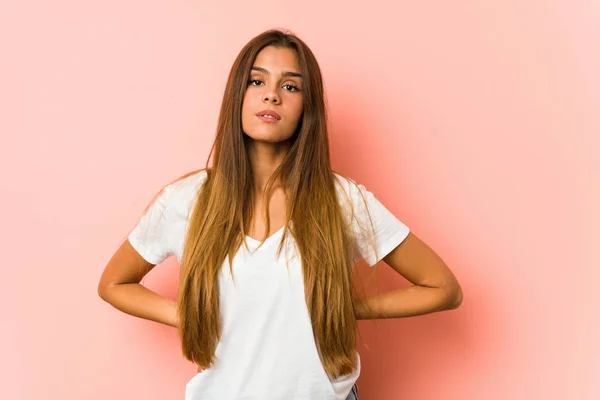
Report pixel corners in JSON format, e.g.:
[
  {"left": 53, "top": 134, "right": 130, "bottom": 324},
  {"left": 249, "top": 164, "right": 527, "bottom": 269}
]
[{"left": 98, "top": 29, "right": 463, "bottom": 400}]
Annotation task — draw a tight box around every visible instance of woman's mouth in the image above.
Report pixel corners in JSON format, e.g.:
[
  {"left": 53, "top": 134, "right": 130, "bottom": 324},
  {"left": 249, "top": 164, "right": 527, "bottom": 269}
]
[
  {"left": 257, "top": 115, "right": 279, "bottom": 123},
  {"left": 256, "top": 110, "right": 281, "bottom": 122}
]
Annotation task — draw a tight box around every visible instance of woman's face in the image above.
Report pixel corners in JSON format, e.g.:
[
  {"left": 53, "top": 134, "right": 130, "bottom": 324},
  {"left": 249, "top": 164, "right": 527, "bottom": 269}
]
[{"left": 241, "top": 45, "right": 304, "bottom": 143}]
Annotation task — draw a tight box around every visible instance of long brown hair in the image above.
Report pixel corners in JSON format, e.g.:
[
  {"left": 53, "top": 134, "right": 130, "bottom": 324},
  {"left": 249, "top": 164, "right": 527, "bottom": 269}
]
[{"left": 153, "top": 29, "right": 379, "bottom": 379}]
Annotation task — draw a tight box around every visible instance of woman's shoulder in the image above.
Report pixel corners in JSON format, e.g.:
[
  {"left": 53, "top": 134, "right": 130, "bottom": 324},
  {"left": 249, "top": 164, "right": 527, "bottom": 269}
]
[
  {"left": 159, "top": 168, "right": 210, "bottom": 214},
  {"left": 165, "top": 168, "right": 209, "bottom": 194},
  {"left": 332, "top": 171, "right": 362, "bottom": 200}
]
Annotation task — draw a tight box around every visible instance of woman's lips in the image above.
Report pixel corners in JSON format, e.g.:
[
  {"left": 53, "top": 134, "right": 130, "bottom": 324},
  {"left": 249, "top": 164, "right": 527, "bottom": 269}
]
[
  {"left": 256, "top": 109, "right": 281, "bottom": 122},
  {"left": 257, "top": 114, "right": 280, "bottom": 123}
]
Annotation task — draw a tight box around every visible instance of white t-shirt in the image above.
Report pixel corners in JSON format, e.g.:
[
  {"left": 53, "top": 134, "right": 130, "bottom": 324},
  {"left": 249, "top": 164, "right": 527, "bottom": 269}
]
[{"left": 128, "top": 169, "right": 410, "bottom": 400}]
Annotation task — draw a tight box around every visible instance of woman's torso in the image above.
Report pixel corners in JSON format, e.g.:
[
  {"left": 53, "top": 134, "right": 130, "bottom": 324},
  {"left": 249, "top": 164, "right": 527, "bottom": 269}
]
[{"left": 168, "top": 171, "right": 360, "bottom": 400}]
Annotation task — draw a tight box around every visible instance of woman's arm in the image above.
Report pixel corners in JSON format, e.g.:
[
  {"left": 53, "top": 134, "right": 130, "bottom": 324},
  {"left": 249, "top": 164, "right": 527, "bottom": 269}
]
[
  {"left": 355, "top": 284, "right": 460, "bottom": 320},
  {"left": 98, "top": 239, "right": 180, "bottom": 328},
  {"left": 355, "top": 231, "right": 463, "bottom": 320}
]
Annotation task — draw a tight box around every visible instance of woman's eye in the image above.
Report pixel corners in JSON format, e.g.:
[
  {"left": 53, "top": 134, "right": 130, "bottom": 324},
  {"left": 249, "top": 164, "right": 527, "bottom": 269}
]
[
  {"left": 283, "top": 84, "right": 300, "bottom": 92},
  {"left": 248, "top": 79, "right": 299, "bottom": 92}
]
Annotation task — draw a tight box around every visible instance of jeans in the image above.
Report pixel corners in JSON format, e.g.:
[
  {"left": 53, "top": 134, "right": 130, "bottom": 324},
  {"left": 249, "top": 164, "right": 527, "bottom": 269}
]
[{"left": 345, "top": 383, "right": 359, "bottom": 400}]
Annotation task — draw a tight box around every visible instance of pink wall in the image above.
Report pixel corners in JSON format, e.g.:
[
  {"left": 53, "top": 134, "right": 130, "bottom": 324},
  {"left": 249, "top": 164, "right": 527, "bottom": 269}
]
[{"left": 1, "top": 1, "right": 598, "bottom": 399}]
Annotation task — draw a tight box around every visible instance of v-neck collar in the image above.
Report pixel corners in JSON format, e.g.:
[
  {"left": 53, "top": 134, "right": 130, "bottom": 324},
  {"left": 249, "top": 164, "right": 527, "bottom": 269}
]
[{"left": 245, "top": 224, "right": 286, "bottom": 246}]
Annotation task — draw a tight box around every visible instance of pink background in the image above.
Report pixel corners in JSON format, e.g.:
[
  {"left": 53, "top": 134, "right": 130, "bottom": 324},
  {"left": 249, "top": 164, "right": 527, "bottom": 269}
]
[{"left": 1, "top": 1, "right": 598, "bottom": 399}]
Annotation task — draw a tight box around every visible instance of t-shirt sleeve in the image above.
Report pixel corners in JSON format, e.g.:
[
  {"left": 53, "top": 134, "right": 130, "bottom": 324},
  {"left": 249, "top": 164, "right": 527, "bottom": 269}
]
[
  {"left": 340, "top": 178, "right": 411, "bottom": 267},
  {"left": 127, "top": 185, "right": 175, "bottom": 265}
]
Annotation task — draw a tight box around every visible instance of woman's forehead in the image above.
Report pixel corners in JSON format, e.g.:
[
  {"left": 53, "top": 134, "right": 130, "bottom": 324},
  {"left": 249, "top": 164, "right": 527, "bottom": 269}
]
[{"left": 252, "top": 46, "right": 301, "bottom": 76}]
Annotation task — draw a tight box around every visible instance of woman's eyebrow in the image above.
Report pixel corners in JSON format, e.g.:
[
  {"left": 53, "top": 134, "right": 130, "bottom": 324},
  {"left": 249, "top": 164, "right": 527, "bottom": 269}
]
[{"left": 251, "top": 66, "right": 302, "bottom": 78}]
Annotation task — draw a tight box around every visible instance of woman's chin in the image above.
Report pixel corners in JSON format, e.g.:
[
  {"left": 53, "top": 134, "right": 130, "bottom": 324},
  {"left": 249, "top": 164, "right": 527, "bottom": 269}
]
[{"left": 244, "top": 130, "right": 294, "bottom": 144}]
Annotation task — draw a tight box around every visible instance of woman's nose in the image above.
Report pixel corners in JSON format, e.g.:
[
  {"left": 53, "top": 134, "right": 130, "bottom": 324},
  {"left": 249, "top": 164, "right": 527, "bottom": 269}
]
[{"left": 263, "top": 91, "right": 279, "bottom": 104}]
